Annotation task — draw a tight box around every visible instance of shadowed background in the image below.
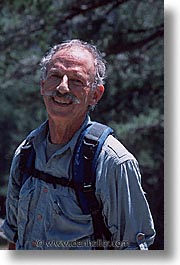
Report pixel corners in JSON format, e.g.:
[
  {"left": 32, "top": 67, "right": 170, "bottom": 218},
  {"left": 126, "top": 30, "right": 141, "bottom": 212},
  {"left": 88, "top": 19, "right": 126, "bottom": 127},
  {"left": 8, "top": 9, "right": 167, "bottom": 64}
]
[{"left": 0, "top": 0, "right": 163, "bottom": 250}]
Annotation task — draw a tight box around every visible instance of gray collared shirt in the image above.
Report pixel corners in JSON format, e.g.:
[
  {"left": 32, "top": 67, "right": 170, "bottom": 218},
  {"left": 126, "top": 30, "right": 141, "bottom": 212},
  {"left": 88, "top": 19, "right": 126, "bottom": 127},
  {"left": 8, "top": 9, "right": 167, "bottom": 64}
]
[{"left": 1, "top": 116, "right": 155, "bottom": 250}]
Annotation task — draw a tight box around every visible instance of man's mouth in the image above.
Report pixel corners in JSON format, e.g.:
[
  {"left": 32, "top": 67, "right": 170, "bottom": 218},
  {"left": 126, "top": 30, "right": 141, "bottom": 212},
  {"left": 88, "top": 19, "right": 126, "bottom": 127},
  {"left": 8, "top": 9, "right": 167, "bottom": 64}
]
[
  {"left": 52, "top": 96, "right": 73, "bottom": 105},
  {"left": 42, "top": 90, "right": 81, "bottom": 105}
]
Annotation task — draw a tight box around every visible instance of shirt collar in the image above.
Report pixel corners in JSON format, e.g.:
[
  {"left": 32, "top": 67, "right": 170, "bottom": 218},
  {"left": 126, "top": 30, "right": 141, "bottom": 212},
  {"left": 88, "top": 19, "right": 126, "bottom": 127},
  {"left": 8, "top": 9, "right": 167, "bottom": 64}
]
[
  {"left": 66, "top": 115, "right": 92, "bottom": 153},
  {"left": 30, "top": 115, "right": 92, "bottom": 155}
]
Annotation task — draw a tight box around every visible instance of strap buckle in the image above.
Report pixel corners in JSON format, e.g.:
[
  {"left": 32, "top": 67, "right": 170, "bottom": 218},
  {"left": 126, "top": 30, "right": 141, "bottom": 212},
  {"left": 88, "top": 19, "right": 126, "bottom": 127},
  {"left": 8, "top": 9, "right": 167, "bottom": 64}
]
[
  {"left": 83, "top": 183, "right": 94, "bottom": 193},
  {"left": 83, "top": 135, "right": 98, "bottom": 160}
]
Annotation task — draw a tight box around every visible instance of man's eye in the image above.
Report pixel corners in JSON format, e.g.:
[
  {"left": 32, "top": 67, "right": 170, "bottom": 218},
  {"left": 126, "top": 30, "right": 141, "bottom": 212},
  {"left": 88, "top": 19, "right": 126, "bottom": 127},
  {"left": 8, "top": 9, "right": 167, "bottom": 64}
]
[
  {"left": 51, "top": 75, "right": 60, "bottom": 79},
  {"left": 69, "top": 79, "right": 83, "bottom": 85}
]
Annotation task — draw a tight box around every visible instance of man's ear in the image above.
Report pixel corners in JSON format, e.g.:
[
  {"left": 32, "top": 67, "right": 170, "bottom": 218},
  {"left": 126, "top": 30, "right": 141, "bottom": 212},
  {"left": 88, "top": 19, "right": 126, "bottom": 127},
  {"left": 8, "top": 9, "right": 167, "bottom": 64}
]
[{"left": 89, "top": 85, "right": 104, "bottom": 106}]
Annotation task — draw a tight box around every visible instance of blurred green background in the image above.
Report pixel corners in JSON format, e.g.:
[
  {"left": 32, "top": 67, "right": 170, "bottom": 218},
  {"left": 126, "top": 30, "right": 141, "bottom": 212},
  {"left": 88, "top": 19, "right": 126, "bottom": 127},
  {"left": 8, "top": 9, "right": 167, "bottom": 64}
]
[{"left": 0, "top": 0, "right": 163, "bottom": 249}]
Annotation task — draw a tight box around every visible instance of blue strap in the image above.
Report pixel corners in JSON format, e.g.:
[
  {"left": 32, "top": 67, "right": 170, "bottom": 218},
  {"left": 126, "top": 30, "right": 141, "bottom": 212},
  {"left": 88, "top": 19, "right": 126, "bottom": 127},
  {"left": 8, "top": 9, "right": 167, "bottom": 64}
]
[
  {"left": 91, "top": 124, "right": 114, "bottom": 178},
  {"left": 20, "top": 142, "right": 36, "bottom": 186},
  {"left": 73, "top": 122, "right": 114, "bottom": 214}
]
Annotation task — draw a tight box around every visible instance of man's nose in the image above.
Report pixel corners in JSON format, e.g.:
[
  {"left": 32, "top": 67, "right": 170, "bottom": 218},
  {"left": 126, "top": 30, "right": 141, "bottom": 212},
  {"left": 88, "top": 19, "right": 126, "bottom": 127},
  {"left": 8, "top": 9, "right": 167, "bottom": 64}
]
[{"left": 56, "top": 75, "right": 70, "bottom": 94}]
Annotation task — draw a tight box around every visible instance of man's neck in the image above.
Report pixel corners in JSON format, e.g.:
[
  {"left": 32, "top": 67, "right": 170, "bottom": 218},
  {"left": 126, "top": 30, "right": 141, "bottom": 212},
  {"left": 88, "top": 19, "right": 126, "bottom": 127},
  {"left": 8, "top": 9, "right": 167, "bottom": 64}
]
[{"left": 48, "top": 115, "right": 86, "bottom": 145}]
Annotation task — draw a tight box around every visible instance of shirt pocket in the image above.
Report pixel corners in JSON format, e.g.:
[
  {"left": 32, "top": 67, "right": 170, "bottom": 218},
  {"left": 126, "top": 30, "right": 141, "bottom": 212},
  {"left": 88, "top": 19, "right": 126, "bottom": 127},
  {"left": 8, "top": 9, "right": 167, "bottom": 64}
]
[
  {"left": 45, "top": 189, "right": 93, "bottom": 242},
  {"left": 52, "top": 189, "right": 92, "bottom": 223}
]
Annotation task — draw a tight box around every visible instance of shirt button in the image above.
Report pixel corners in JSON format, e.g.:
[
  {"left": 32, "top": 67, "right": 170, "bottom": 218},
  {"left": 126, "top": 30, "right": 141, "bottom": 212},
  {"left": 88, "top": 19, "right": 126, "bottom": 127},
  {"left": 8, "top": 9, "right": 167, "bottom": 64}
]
[
  {"left": 37, "top": 214, "right": 42, "bottom": 220},
  {"left": 43, "top": 187, "right": 48, "bottom": 193},
  {"left": 32, "top": 241, "right": 36, "bottom": 247}
]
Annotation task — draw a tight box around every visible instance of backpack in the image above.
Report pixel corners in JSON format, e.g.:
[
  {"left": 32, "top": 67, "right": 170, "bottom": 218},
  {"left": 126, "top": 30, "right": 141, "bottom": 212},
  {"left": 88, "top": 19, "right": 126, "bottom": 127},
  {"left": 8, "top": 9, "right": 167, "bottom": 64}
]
[{"left": 19, "top": 122, "right": 114, "bottom": 249}]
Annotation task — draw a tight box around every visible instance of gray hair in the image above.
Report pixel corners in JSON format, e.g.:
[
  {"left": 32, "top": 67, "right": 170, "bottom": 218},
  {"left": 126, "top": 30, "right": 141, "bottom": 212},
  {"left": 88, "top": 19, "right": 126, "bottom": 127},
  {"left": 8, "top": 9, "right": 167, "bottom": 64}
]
[{"left": 40, "top": 39, "right": 107, "bottom": 89}]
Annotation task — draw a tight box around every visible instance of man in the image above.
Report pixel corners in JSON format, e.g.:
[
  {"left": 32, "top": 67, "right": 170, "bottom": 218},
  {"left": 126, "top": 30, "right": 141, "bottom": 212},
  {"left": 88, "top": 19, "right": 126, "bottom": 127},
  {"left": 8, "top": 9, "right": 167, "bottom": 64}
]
[{"left": 1, "top": 39, "right": 155, "bottom": 250}]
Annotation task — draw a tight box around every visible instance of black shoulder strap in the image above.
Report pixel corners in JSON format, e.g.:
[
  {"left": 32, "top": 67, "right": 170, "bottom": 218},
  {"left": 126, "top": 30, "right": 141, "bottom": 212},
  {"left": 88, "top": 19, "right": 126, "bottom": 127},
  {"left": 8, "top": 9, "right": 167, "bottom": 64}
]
[
  {"left": 19, "top": 141, "right": 73, "bottom": 189},
  {"left": 73, "top": 122, "right": 114, "bottom": 248},
  {"left": 73, "top": 122, "right": 113, "bottom": 214},
  {"left": 19, "top": 140, "right": 36, "bottom": 186}
]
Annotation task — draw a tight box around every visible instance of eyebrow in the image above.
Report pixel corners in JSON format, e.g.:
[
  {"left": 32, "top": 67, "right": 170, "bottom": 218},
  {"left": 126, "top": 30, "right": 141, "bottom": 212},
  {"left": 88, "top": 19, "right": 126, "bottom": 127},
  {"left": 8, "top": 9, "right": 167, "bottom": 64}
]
[{"left": 49, "top": 67, "right": 86, "bottom": 79}]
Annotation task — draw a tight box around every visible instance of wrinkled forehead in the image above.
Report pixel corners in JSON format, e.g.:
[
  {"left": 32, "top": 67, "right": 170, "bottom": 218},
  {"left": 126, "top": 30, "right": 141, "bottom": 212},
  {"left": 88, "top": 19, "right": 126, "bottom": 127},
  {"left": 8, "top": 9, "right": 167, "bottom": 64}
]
[{"left": 50, "top": 46, "right": 95, "bottom": 74}]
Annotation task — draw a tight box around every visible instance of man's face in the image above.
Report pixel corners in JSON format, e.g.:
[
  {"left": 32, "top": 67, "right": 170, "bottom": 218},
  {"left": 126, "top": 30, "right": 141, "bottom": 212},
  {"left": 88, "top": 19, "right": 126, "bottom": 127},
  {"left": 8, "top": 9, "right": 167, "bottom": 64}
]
[{"left": 41, "top": 46, "right": 104, "bottom": 123}]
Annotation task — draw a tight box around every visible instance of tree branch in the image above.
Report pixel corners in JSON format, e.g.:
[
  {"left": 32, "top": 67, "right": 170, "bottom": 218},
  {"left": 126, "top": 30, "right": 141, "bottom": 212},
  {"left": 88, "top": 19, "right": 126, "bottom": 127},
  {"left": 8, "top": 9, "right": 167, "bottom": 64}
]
[
  {"left": 55, "top": 0, "right": 129, "bottom": 24},
  {"left": 106, "top": 26, "right": 164, "bottom": 55}
]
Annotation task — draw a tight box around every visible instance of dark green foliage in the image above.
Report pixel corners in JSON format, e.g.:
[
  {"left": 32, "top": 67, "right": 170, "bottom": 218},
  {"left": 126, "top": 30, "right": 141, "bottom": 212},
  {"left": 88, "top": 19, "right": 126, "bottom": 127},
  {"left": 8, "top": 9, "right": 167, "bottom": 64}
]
[{"left": 0, "top": 0, "right": 163, "bottom": 249}]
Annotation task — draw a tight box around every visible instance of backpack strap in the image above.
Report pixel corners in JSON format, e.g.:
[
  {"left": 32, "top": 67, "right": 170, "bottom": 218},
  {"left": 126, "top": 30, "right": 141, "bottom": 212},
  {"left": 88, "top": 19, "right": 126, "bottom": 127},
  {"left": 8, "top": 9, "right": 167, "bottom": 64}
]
[
  {"left": 19, "top": 140, "right": 36, "bottom": 186},
  {"left": 73, "top": 122, "right": 113, "bottom": 213},
  {"left": 19, "top": 141, "right": 75, "bottom": 189},
  {"left": 72, "top": 122, "right": 114, "bottom": 248}
]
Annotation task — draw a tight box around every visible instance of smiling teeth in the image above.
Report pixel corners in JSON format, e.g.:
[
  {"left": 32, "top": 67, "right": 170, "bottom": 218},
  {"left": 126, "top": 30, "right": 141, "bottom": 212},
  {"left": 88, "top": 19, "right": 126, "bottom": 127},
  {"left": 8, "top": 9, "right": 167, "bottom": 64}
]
[{"left": 54, "top": 98, "right": 71, "bottom": 104}]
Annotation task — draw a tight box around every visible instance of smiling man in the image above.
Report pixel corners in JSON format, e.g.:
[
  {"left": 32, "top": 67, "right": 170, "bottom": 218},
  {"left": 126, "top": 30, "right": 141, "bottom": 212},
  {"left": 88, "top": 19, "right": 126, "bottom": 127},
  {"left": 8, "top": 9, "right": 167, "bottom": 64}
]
[
  {"left": 40, "top": 44, "right": 104, "bottom": 145},
  {"left": 1, "top": 39, "right": 155, "bottom": 250}
]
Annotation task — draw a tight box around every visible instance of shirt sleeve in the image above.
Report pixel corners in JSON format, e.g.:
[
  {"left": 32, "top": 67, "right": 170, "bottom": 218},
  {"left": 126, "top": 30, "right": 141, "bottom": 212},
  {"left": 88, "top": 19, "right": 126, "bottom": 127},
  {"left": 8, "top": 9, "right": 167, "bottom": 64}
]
[
  {"left": 96, "top": 155, "right": 156, "bottom": 250},
  {"left": 1, "top": 145, "right": 23, "bottom": 243}
]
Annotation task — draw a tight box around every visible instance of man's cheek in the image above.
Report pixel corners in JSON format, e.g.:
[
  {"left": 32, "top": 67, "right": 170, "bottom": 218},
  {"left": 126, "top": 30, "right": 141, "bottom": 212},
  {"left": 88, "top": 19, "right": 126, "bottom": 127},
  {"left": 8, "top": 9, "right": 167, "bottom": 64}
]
[{"left": 43, "top": 79, "right": 60, "bottom": 91}]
